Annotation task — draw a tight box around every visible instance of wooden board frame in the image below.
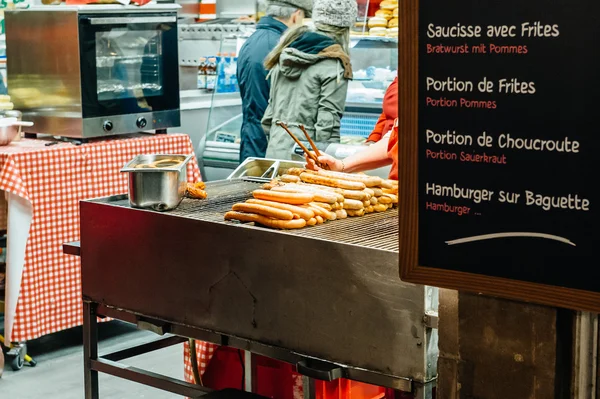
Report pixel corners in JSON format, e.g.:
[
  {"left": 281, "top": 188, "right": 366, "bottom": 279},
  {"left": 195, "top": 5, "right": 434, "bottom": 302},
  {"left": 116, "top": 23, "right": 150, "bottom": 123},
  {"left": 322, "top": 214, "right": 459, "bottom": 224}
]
[{"left": 397, "top": 0, "right": 600, "bottom": 313}]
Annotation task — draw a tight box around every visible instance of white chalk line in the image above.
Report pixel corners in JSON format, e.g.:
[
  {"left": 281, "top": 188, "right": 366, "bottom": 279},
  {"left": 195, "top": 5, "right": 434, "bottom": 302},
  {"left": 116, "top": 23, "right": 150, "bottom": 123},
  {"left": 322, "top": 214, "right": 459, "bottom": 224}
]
[{"left": 445, "top": 232, "right": 576, "bottom": 247}]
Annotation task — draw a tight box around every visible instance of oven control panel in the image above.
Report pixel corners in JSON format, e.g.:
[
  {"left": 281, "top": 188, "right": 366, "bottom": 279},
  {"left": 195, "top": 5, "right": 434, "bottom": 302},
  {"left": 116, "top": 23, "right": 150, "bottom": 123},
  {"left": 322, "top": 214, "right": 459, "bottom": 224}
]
[{"left": 86, "top": 110, "right": 180, "bottom": 136}]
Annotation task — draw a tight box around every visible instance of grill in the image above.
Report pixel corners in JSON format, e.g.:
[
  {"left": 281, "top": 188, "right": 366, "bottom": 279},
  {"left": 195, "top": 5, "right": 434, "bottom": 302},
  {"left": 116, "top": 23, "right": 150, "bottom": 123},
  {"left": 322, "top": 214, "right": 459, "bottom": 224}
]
[
  {"left": 79, "top": 178, "right": 436, "bottom": 396},
  {"left": 106, "top": 179, "right": 400, "bottom": 252}
]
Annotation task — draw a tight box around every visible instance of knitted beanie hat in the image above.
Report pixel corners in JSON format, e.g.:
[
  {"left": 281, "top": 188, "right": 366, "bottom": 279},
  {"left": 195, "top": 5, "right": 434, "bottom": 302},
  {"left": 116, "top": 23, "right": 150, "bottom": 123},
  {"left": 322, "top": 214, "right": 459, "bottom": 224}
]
[{"left": 312, "top": 0, "right": 358, "bottom": 28}]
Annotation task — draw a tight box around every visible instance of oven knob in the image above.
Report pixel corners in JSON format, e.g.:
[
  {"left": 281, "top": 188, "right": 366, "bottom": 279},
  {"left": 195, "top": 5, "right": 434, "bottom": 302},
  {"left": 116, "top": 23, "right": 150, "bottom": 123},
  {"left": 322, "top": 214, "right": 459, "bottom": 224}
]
[
  {"left": 136, "top": 117, "right": 147, "bottom": 129},
  {"left": 103, "top": 121, "right": 113, "bottom": 132}
]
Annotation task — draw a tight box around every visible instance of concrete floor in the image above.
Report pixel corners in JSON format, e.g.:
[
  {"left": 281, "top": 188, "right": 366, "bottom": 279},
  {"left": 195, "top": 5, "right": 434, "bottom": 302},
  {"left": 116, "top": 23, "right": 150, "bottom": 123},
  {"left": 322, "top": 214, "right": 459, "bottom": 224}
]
[{"left": 1, "top": 320, "right": 184, "bottom": 398}]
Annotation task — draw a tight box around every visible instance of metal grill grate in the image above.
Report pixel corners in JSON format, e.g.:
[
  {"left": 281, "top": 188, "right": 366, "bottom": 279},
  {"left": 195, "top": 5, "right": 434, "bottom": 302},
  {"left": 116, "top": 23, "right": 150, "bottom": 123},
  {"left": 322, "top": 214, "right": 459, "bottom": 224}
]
[{"left": 109, "top": 179, "right": 399, "bottom": 253}]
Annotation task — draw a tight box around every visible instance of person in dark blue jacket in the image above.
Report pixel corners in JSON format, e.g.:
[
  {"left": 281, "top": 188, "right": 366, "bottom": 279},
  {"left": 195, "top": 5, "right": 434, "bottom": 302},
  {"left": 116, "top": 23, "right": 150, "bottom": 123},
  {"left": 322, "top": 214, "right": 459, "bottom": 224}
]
[{"left": 237, "top": 0, "right": 312, "bottom": 163}]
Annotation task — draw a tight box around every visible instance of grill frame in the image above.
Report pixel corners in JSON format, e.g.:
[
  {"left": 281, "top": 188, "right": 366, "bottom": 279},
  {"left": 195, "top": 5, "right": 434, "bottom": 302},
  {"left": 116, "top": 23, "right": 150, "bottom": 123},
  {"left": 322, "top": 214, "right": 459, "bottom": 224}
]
[{"left": 79, "top": 178, "right": 437, "bottom": 392}]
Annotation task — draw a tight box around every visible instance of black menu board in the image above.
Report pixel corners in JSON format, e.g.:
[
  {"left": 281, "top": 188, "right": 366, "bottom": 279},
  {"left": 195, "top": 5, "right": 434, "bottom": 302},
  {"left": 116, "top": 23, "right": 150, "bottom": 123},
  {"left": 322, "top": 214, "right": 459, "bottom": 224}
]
[{"left": 415, "top": 0, "right": 599, "bottom": 299}]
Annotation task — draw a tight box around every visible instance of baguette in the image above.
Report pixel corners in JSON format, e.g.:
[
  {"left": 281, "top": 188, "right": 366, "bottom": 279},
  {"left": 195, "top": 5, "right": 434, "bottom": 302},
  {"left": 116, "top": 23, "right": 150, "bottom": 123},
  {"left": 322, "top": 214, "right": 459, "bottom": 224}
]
[
  {"left": 303, "top": 204, "right": 327, "bottom": 218},
  {"left": 324, "top": 210, "right": 337, "bottom": 221},
  {"left": 378, "top": 196, "right": 393, "bottom": 205},
  {"left": 253, "top": 189, "right": 313, "bottom": 205},
  {"left": 362, "top": 200, "right": 371, "bottom": 207},
  {"left": 343, "top": 199, "right": 365, "bottom": 210},
  {"left": 280, "top": 174, "right": 300, "bottom": 183},
  {"left": 365, "top": 205, "right": 374, "bottom": 213},
  {"left": 340, "top": 189, "right": 368, "bottom": 201},
  {"left": 294, "top": 183, "right": 346, "bottom": 202},
  {"left": 383, "top": 193, "right": 398, "bottom": 204},
  {"left": 315, "top": 215, "right": 324, "bottom": 224},
  {"left": 373, "top": 204, "right": 388, "bottom": 212},
  {"left": 370, "top": 197, "right": 378, "bottom": 205},
  {"left": 316, "top": 170, "right": 382, "bottom": 187},
  {"left": 246, "top": 199, "right": 314, "bottom": 220},
  {"left": 306, "top": 217, "right": 318, "bottom": 226},
  {"left": 270, "top": 184, "right": 337, "bottom": 204},
  {"left": 225, "top": 211, "right": 307, "bottom": 229},
  {"left": 347, "top": 209, "right": 365, "bottom": 217},
  {"left": 232, "top": 203, "right": 293, "bottom": 220},
  {"left": 312, "top": 202, "right": 333, "bottom": 211},
  {"left": 309, "top": 204, "right": 335, "bottom": 220},
  {"left": 372, "top": 188, "right": 383, "bottom": 197},
  {"left": 286, "top": 167, "right": 311, "bottom": 176},
  {"left": 300, "top": 173, "right": 366, "bottom": 191},
  {"left": 380, "top": 180, "right": 394, "bottom": 189},
  {"left": 335, "top": 209, "right": 348, "bottom": 219}
]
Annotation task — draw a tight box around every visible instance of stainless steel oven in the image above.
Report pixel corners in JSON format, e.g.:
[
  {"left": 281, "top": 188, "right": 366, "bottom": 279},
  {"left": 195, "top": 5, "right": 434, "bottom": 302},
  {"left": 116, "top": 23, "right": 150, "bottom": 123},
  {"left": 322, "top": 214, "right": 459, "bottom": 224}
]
[{"left": 5, "top": 5, "right": 180, "bottom": 139}]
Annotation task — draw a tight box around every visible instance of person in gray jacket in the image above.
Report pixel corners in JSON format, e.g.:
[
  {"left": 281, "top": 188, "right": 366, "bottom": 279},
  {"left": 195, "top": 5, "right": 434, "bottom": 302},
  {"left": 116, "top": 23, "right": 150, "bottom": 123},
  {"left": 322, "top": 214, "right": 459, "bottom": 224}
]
[
  {"left": 237, "top": 0, "right": 312, "bottom": 163},
  {"left": 262, "top": 0, "right": 357, "bottom": 160}
]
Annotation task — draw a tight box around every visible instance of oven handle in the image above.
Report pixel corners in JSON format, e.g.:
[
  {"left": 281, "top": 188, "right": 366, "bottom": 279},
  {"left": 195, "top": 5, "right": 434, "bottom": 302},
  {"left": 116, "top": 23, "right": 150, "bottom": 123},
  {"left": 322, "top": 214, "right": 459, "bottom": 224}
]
[{"left": 88, "top": 16, "right": 177, "bottom": 25}]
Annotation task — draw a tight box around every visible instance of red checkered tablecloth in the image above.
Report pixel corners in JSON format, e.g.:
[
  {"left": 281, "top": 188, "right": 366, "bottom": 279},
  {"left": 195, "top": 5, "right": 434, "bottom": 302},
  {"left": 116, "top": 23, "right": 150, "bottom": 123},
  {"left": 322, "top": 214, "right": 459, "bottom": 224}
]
[
  {"left": 184, "top": 340, "right": 218, "bottom": 380},
  {"left": 0, "top": 134, "right": 202, "bottom": 342}
]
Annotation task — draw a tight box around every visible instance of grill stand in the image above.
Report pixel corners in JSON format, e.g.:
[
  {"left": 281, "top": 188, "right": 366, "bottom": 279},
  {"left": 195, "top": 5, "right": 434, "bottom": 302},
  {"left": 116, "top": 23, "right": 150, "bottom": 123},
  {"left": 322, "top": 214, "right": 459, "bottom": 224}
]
[
  {"left": 73, "top": 181, "right": 437, "bottom": 399},
  {"left": 82, "top": 301, "right": 214, "bottom": 399},
  {"left": 77, "top": 299, "right": 423, "bottom": 399}
]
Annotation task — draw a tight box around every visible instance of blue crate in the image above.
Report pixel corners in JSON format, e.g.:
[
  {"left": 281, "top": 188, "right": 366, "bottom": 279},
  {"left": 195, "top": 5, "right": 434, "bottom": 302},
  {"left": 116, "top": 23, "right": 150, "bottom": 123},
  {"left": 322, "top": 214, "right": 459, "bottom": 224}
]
[{"left": 340, "top": 113, "right": 379, "bottom": 138}]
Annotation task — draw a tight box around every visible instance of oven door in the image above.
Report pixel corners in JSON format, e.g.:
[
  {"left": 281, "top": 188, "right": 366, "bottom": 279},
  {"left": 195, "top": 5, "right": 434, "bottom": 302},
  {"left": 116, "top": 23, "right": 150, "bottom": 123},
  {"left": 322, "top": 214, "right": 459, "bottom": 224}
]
[{"left": 78, "top": 13, "right": 180, "bottom": 133}]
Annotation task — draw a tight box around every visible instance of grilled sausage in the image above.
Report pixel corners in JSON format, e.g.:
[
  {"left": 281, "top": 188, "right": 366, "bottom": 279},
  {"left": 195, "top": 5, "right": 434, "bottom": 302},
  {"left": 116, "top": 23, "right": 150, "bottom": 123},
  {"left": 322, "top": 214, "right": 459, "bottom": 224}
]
[
  {"left": 186, "top": 184, "right": 208, "bottom": 199},
  {"left": 232, "top": 203, "right": 294, "bottom": 220},
  {"left": 253, "top": 189, "right": 313, "bottom": 205},
  {"left": 225, "top": 211, "right": 307, "bottom": 229},
  {"left": 246, "top": 199, "right": 314, "bottom": 220},
  {"left": 300, "top": 173, "right": 366, "bottom": 191}
]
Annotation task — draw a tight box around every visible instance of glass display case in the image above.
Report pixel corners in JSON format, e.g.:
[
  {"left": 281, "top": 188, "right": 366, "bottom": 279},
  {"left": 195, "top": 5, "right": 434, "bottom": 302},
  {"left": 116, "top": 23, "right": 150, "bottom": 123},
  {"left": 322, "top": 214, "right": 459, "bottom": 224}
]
[{"left": 197, "top": 1, "right": 397, "bottom": 181}]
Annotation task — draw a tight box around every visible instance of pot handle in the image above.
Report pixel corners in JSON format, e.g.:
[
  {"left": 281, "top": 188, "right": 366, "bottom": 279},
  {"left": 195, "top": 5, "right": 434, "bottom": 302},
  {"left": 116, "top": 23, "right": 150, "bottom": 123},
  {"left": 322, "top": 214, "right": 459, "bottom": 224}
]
[{"left": 12, "top": 121, "right": 34, "bottom": 127}]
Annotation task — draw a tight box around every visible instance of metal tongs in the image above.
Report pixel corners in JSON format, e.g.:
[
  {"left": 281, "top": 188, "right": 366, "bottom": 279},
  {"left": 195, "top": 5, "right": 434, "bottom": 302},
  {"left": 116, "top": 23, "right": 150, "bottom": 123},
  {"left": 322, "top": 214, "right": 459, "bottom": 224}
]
[{"left": 276, "top": 121, "right": 329, "bottom": 170}]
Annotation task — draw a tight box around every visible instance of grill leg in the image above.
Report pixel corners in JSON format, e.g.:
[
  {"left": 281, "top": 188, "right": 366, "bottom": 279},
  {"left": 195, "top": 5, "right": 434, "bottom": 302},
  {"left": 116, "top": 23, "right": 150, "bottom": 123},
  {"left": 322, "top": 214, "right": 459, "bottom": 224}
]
[
  {"left": 83, "top": 301, "right": 99, "bottom": 399},
  {"left": 302, "top": 376, "right": 316, "bottom": 399}
]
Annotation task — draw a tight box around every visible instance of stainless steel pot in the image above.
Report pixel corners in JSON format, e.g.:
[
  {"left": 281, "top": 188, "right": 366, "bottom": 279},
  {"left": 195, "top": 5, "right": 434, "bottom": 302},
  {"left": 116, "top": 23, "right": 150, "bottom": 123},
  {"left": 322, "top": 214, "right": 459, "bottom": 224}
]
[
  {"left": 0, "top": 118, "right": 33, "bottom": 146},
  {"left": 121, "top": 154, "right": 193, "bottom": 212}
]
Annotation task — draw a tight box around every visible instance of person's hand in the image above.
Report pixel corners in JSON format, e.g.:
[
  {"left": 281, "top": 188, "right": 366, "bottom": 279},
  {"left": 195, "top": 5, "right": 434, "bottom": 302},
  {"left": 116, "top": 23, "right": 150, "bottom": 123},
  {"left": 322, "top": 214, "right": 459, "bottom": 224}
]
[{"left": 304, "top": 151, "right": 344, "bottom": 172}]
